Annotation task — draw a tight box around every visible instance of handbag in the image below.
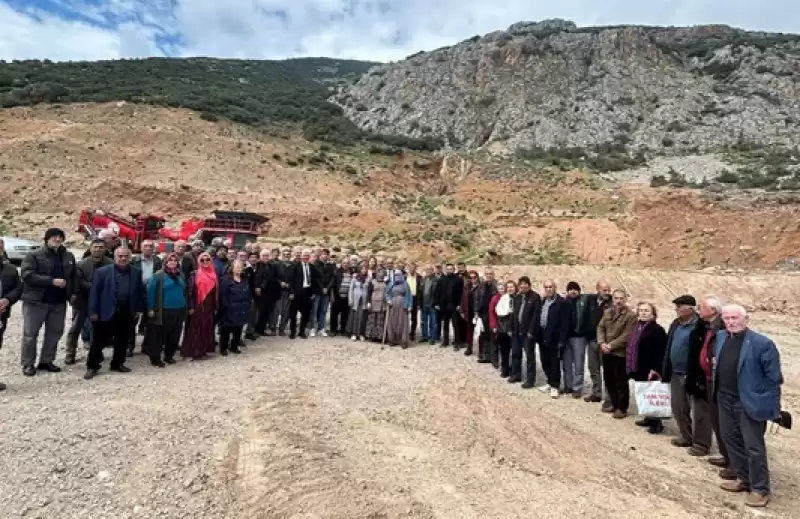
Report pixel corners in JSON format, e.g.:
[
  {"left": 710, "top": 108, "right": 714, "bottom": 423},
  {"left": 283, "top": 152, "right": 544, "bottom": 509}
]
[{"left": 633, "top": 381, "right": 673, "bottom": 419}]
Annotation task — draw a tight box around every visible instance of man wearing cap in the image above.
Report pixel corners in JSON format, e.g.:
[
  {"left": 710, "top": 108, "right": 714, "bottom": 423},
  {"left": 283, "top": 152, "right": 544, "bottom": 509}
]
[
  {"left": 19, "top": 228, "right": 77, "bottom": 376},
  {"left": 658, "top": 294, "right": 712, "bottom": 456},
  {"left": 564, "top": 281, "right": 590, "bottom": 398}
]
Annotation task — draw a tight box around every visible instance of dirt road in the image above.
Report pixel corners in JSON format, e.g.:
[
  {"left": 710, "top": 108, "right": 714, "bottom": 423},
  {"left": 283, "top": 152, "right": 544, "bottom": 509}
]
[{"left": 0, "top": 305, "right": 797, "bottom": 518}]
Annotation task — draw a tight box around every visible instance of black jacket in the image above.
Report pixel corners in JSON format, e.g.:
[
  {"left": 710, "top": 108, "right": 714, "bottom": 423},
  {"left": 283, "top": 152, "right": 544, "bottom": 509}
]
[
  {"left": 277, "top": 260, "right": 295, "bottom": 290},
  {"left": 181, "top": 251, "right": 197, "bottom": 278},
  {"left": 420, "top": 275, "right": 441, "bottom": 308},
  {"left": 585, "top": 293, "right": 612, "bottom": 339},
  {"left": 290, "top": 261, "right": 322, "bottom": 296},
  {"left": 439, "top": 273, "right": 463, "bottom": 310},
  {"left": 75, "top": 256, "right": 113, "bottom": 304},
  {"left": 511, "top": 290, "right": 540, "bottom": 338},
  {"left": 568, "top": 294, "right": 593, "bottom": 338},
  {"left": 477, "top": 281, "right": 497, "bottom": 316},
  {"left": 534, "top": 295, "right": 570, "bottom": 347},
  {"left": 20, "top": 246, "right": 78, "bottom": 302},
  {"left": 313, "top": 259, "right": 336, "bottom": 294},
  {"left": 255, "top": 261, "right": 280, "bottom": 298},
  {"left": 628, "top": 320, "right": 668, "bottom": 382},
  {"left": 685, "top": 316, "right": 726, "bottom": 398},
  {"left": 661, "top": 314, "right": 701, "bottom": 384},
  {"left": 0, "top": 256, "right": 23, "bottom": 317}
]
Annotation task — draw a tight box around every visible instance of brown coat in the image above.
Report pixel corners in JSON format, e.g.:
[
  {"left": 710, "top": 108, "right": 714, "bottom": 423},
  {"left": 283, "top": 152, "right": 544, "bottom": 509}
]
[{"left": 597, "top": 306, "right": 637, "bottom": 357}]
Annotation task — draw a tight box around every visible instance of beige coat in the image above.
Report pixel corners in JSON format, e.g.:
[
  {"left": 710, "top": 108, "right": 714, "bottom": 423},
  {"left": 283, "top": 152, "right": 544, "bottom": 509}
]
[{"left": 597, "top": 306, "right": 637, "bottom": 357}]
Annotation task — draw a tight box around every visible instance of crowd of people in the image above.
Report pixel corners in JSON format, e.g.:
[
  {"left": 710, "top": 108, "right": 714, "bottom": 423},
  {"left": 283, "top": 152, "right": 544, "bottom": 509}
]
[{"left": 0, "top": 228, "right": 786, "bottom": 508}]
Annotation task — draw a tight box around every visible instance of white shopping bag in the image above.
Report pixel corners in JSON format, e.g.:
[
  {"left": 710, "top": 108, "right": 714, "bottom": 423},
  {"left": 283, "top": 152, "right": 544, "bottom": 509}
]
[
  {"left": 634, "top": 381, "right": 673, "bottom": 419},
  {"left": 472, "top": 316, "right": 483, "bottom": 345}
]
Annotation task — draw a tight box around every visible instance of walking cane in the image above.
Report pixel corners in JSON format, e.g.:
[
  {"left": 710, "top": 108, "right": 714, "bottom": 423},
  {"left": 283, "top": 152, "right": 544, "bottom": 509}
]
[{"left": 382, "top": 303, "right": 390, "bottom": 344}]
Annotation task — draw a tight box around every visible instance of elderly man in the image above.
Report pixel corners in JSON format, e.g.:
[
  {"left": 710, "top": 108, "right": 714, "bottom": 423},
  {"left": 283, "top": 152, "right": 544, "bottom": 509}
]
[
  {"left": 65, "top": 239, "right": 112, "bottom": 364},
  {"left": 597, "top": 289, "right": 636, "bottom": 418},
  {"left": 476, "top": 268, "right": 497, "bottom": 362},
  {"left": 687, "top": 295, "right": 733, "bottom": 478},
  {"left": 0, "top": 238, "right": 23, "bottom": 390},
  {"left": 330, "top": 255, "right": 357, "bottom": 336},
  {"left": 420, "top": 265, "right": 440, "bottom": 345},
  {"left": 534, "top": 279, "right": 570, "bottom": 397},
  {"left": 715, "top": 304, "right": 782, "bottom": 508},
  {"left": 310, "top": 248, "right": 335, "bottom": 337},
  {"left": 660, "top": 294, "right": 712, "bottom": 455},
  {"left": 83, "top": 228, "right": 117, "bottom": 259},
  {"left": 273, "top": 247, "right": 295, "bottom": 336},
  {"left": 406, "top": 262, "right": 424, "bottom": 342},
  {"left": 20, "top": 228, "right": 77, "bottom": 377},
  {"left": 584, "top": 280, "right": 613, "bottom": 405},
  {"left": 289, "top": 249, "right": 320, "bottom": 339},
  {"left": 130, "top": 240, "right": 162, "bottom": 355},
  {"left": 254, "top": 248, "right": 279, "bottom": 336},
  {"left": 85, "top": 247, "right": 143, "bottom": 379}
]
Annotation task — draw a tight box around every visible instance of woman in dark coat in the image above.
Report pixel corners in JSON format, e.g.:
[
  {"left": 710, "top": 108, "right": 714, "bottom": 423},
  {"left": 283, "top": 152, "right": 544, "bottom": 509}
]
[
  {"left": 627, "top": 302, "right": 668, "bottom": 434},
  {"left": 182, "top": 252, "right": 218, "bottom": 360},
  {"left": 219, "top": 260, "right": 253, "bottom": 355}
]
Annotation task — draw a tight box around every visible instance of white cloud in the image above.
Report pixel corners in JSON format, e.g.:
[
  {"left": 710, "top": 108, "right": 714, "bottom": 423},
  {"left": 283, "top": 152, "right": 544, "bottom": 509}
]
[{"left": 1, "top": 0, "right": 799, "bottom": 62}]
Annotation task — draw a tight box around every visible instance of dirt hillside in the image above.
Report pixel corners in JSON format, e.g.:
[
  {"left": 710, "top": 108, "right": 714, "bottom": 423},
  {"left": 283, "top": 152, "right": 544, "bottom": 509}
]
[{"left": 1, "top": 102, "right": 799, "bottom": 270}]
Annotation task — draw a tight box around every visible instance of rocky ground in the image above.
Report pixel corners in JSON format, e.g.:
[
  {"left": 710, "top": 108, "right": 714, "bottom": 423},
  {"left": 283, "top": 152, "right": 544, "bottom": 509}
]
[{"left": 0, "top": 268, "right": 798, "bottom": 518}]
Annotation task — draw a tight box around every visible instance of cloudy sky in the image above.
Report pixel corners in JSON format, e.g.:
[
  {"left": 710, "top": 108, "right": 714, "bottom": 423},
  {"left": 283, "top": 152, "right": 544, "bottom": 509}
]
[{"left": 1, "top": 0, "right": 798, "bottom": 63}]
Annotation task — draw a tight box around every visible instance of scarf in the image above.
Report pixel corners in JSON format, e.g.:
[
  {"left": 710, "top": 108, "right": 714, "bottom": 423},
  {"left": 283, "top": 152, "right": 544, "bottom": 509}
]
[
  {"left": 164, "top": 253, "right": 181, "bottom": 278},
  {"left": 626, "top": 320, "right": 647, "bottom": 373},
  {"left": 195, "top": 252, "right": 218, "bottom": 303},
  {"left": 495, "top": 294, "right": 512, "bottom": 316}
]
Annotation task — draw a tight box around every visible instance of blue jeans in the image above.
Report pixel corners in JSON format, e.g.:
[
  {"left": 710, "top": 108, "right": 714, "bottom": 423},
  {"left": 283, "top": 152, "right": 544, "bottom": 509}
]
[
  {"left": 421, "top": 307, "right": 438, "bottom": 340},
  {"left": 312, "top": 294, "right": 329, "bottom": 332}
]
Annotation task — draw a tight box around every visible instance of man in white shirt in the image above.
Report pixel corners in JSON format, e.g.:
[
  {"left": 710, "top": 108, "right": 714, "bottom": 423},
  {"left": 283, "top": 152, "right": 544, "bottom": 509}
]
[
  {"left": 130, "top": 240, "right": 161, "bottom": 355},
  {"left": 289, "top": 249, "right": 319, "bottom": 339}
]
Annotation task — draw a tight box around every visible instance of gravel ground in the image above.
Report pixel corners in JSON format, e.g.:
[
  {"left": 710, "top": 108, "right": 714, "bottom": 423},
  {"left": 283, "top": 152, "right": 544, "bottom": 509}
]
[{"left": 0, "top": 307, "right": 798, "bottom": 518}]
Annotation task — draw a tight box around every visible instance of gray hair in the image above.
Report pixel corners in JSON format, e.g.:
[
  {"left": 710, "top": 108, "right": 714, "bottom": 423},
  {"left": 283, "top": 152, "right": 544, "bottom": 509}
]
[
  {"left": 700, "top": 295, "right": 723, "bottom": 314},
  {"left": 721, "top": 304, "right": 748, "bottom": 317}
]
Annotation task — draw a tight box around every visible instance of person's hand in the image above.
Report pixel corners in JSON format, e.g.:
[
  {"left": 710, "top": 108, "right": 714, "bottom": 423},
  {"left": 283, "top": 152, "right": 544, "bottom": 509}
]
[
  {"left": 648, "top": 370, "right": 661, "bottom": 381},
  {"left": 322, "top": 288, "right": 327, "bottom": 295},
  {"left": 289, "top": 294, "right": 294, "bottom": 300},
  {"left": 366, "top": 303, "right": 371, "bottom": 309},
  {"left": 90, "top": 313, "right": 98, "bottom": 322},
  {"left": 0, "top": 298, "right": 9, "bottom": 312},
  {"left": 147, "top": 310, "right": 155, "bottom": 318},
  {"left": 492, "top": 328, "right": 497, "bottom": 334},
  {"left": 434, "top": 306, "right": 440, "bottom": 311},
  {"left": 280, "top": 282, "right": 288, "bottom": 288},
  {"left": 601, "top": 344, "right": 611, "bottom": 354},
  {"left": 456, "top": 306, "right": 461, "bottom": 312},
  {"left": 53, "top": 278, "right": 66, "bottom": 288},
  {"left": 255, "top": 288, "right": 261, "bottom": 296},
  {"left": 188, "top": 309, "right": 194, "bottom": 316},
  {"left": 70, "top": 295, "right": 77, "bottom": 305},
  {"left": 134, "top": 313, "right": 141, "bottom": 321}
]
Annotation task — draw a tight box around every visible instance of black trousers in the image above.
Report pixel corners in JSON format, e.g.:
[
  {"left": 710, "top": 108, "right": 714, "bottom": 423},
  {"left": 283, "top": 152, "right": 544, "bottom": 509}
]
[
  {"left": 88, "top": 309, "right": 133, "bottom": 370},
  {"left": 0, "top": 313, "right": 7, "bottom": 350},
  {"left": 290, "top": 290, "right": 313, "bottom": 336},
  {"left": 255, "top": 295, "right": 277, "bottom": 335},
  {"left": 330, "top": 297, "right": 350, "bottom": 334},
  {"left": 409, "top": 298, "right": 419, "bottom": 339},
  {"left": 220, "top": 326, "right": 243, "bottom": 352},
  {"left": 147, "top": 309, "right": 186, "bottom": 363},
  {"left": 603, "top": 354, "right": 629, "bottom": 412},
  {"left": 497, "top": 333, "right": 511, "bottom": 376},
  {"left": 539, "top": 340, "right": 561, "bottom": 389},
  {"left": 441, "top": 307, "right": 461, "bottom": 346}
]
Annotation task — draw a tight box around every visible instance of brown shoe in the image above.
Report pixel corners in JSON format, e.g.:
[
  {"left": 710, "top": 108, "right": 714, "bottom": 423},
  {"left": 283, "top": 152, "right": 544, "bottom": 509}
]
[
  {"left": 718, "top": 467, "right": 737, "bottom": 481},
  {"left": 720, "top": 480, "right": 749, "bottom": 493},
  {"left": 745, "top": 492, "right": 770, "bottom": 508},
  {"left": 612, "top": 410, "right": 627, "bottom": 419},
  {"left": 601, "top": 404, "right": 614, "bottom": 413},
  {"left": 708, "top": 456, "right": 728, "bottom": 468},
  {"left": 688, "top": 445, "right": 710, "bottom": 457},
  {"left": 671, "top": 438, "right": 692, "bottom": 448},
  {"left": 584, "top": 395, "right": 601, "bottom": 403},
  {"left": 572, "top": 392, "right": 583, "bottom": 399}
]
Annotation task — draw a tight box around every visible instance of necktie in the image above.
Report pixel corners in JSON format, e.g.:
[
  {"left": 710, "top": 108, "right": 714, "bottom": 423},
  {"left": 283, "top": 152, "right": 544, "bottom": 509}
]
[{"left": 303, "top": 263, "right": 309, "bottom": 287}]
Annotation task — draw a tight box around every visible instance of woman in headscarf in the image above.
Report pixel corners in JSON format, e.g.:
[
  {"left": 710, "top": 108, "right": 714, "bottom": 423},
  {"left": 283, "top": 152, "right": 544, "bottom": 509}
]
[
  {"left": 219, "top": 260, "right": 252, "bottom": 355},
  {"left": 490, "top": 280, "right": 516, "bottom": 378},
  {"left": 145, "top": 253, "right": 187, "bottom": 367},
  {"left": 182, "top": 251, "right": 218, "bottom": 360},
  {"left": 347, "top": 265, "right": 369, "bottom": 341},
  {"left": 364, "top": 267, "right": 388, "bottom": 342},
  {"left": 385, "top": 269, "right": 413, "bottom": 348},
  {"left": 628, "top": 302, "right": 668, "bottom": 434}
]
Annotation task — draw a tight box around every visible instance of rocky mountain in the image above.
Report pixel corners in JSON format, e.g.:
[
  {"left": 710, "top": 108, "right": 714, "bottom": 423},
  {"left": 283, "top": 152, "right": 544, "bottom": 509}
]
[{"left": 338, "top": 20, "right": 800, "bottom": 156}]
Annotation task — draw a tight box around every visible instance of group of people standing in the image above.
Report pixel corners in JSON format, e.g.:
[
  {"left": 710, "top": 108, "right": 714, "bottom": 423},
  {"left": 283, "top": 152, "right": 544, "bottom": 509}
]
[{"left": 0, "top": 229, "right": 786, "bottom": 508}]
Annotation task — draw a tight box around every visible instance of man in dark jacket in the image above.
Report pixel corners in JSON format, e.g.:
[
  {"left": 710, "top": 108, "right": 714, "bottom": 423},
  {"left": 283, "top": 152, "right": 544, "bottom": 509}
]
[
  {"left": 274, "top": 248, "right": 295, "bottom": 336},
  {"left": 661, "top": 294, "right": 712, "bottom": 456},
  {"left": 534, "top": 280, "right": 570, "bottom": 396},
  {"left": 85, "top": 246, "right": 144, "bottom": 379},
  {"left": 289, "top": 249, "right": 320, "bottom": 339},
  {"left": 510, "top": 276, "right": 540, "bottom": 385},
  {"left": 476, "top": 268, "right": 498, "bottom": 363},
  {"left": 438, "top": 263, "right": 463, "bottom": 348},
  {"left": 65, "top": 239, "right": 112, "bottom": 365},
  {"left": 19, "top": 228, "right": 77, "bottom": 377},
  {"left": 129, "top": 240, "right": 163, "bottom": 354},
  {"left": 0, "top": 238, "right": 23, "bottom": 390},
  {"left": 420, "top": 265, "right": 441, "bottom": 344},
  {"left": 564, "top": 281, "right": 591, "bottom": 398},
  {"left": 330, "top": 255, "right": 357, "bottom": 336},
  {"left": 583, "top": 280, "right": 613, "bottom": 405},
  {"left": 311, "top": 248, "right": 335, "bottom": 337},
  {"left": 254, "top": 249, "right": 280, "bottom": 336}
]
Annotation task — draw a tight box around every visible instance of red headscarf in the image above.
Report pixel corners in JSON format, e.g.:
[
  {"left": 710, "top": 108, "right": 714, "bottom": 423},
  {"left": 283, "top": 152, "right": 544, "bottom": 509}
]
[{"left": 195, "top": 252, "right": 217, "bottom": 303}]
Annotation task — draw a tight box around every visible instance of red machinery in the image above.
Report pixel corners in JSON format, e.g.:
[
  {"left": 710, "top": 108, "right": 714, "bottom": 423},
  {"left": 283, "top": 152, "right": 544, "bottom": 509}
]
[{"left": 76, "top": 209, "right": 270, "bottom": 252}]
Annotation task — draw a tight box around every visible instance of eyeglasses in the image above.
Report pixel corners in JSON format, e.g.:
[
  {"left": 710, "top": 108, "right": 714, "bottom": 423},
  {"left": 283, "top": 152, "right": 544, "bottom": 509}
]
[{"left": 200, "top": 259, "right": 211, "bottom": 263}]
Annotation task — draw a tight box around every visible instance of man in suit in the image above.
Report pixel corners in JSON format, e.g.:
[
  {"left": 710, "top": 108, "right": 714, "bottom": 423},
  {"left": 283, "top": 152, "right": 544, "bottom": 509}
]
[
  {"left": 406, "top": 262, "right": 424, "bottom": 341},
  {"left": 289, "top": 249, "right": 320, "bottom": 339},
  {"left": 274, "top": 247, "right": 295, "bottom": 336},
  {"left": 715, "top": 304, "right": 783, "bottom": 508},
  {"left": 438, "top": 263, "right": 463, "bottom": 348},
  {"left": 534, "top": 279, "right": 571, "bottom": 397},
  {"left": 311, "top": 248, "right": 335, "bottom": 337},
  {"left": 129, "top": 240, "right": 162, "bottom": 355},
  {"left": 509, "top": 276, "right": 540, "bottom": 385},
  {"left": 254, "top": 248, "right": 280, "bottom": 336},
  {"left": 85, "top": 246, "right": 144, "bottom": 379}
]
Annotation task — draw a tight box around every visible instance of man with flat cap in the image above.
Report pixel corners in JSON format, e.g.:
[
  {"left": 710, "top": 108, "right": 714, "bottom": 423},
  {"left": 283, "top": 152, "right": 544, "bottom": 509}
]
[
  {"left": 19, "top": 227, "right": 77, "bottom": 376},
  {"left": 658, "top": 294, "right": 713, "bottom": 456}
]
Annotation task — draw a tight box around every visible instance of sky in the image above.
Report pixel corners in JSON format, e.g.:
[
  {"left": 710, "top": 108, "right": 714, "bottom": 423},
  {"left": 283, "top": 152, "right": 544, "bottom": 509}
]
[{"left": 1, "top": 0, "right": 798, "bottom": 63}]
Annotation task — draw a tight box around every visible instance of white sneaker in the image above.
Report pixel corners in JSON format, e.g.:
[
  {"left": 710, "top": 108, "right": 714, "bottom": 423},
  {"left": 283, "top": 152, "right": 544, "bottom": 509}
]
[
  {"left": 321, "top": 330, "right": 328, "bottom": 337},
  {"left": 309, "top": 329, "right": 316, "bottom": 337},
  {"left": 550, "top": 388, "right": 560, "bottom": 399},
  {"left": 538, "top": 385, "right": 550, "bottom": 393},
  {"left": 351, "top": 335, "right": 357, "bottom": 341}
]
